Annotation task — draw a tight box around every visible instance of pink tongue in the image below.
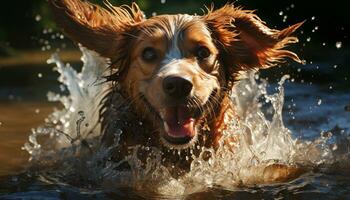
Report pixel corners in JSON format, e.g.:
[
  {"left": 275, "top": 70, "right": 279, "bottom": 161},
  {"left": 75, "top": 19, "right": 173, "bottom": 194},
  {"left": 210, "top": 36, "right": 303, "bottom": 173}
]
[{"left": 163, "top": 106, "right": 195, "bottom": 138}]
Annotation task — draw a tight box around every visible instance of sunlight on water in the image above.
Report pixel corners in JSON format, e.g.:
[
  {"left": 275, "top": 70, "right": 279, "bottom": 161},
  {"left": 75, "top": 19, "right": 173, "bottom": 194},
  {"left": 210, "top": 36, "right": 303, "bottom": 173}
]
[{"left": 22, "top": 48, "right": 350, "bottom": 197}]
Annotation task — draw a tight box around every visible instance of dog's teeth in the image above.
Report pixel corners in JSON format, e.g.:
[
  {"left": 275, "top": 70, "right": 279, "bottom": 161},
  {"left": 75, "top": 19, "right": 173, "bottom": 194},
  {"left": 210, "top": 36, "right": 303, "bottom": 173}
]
[
  {"left": 159, "top": 109, "right": 166, "bottom": 120},
  {"left": 164, "top": 122, "right": 169, "bottom": 132}
]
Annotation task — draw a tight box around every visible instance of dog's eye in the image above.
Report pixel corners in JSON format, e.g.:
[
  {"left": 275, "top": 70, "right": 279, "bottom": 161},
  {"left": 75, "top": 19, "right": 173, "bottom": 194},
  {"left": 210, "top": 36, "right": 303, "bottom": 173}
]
[
  {"left": 142, "top": 47, "right": 158, "bottom": 62},
  {"left": 195, "top": 46, "right": 211, "bottom": 59}
]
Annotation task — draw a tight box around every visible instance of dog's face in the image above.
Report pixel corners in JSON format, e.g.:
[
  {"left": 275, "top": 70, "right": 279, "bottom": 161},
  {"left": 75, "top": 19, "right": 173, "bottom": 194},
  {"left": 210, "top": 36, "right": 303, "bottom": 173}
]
[
  {"left": 123, "top": 15, "right": 222, "bottom": 147},
  {"left": 50, "top": 0, "right": 302, "bottom": 149}
]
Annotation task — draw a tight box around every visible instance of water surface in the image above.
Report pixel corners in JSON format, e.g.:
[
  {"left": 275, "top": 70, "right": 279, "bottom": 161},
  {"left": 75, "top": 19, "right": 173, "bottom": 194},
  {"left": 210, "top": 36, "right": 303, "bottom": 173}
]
[{"left": 0, "top": 49, "right": 349, "bottom": 199}]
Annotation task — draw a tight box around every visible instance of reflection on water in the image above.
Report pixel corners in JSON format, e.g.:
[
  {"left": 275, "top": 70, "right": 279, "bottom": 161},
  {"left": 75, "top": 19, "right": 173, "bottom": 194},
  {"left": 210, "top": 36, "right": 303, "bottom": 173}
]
[{"left": 0, "top": 102, "right": 55, "bottom": 176}]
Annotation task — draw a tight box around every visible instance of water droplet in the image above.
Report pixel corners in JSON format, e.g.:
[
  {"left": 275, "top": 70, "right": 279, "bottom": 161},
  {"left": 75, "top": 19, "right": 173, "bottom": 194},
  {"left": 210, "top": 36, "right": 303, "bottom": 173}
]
[
  {"left": 37, "top": 73, "right": 43, "bottom": 78},
  {"left": 322, "top": 42, "right": 326, "bottom": 46},
  {"left": 35, "top": 109, "right": 40, "bottom": 114},
  {"left": 297, "top": 68, "right": 301, "bottom": 72},
  {"left": 283, "top": 15, "right": 288, "bottom": 22},
  {"left": 279, "top": 11, "right": 283, "bottom": 16},
  {"left": 161, "top": 0, "right": 166, "bottom": 4},
  {"left": 115, "top": 129, "right": 123, "bottom": 135},
  {"left": 333, "top": 65, "right": 338, "bottom": 69},
  {"left": 329, "top": 85, "right": 333, "bottom": 90},
  {"left": 290, "top": 4, "right": 295, "bottom": 8},
  {"left": 317, "top": 99, "right": 322, "bottom": 105},
  {"left": 152, "top": 12, "right": 157, "bottom": 16},
  {"left": 311, "top": 16, "right": 315, "bottom": 20},
  {"left": 35, "top": 15, "right": 41, "bottom": 22},
  {"left": 332, "top": 144, "right": 338, "bottom": 151},
  {"left": 306, "top": 37, "right": 311, "bottom": 42},
  {"left": 335, "top": 41, "right": 342, "bottom": 49},
  {"left": 59, "top": 85, "right": 66, "bottom": 92}
]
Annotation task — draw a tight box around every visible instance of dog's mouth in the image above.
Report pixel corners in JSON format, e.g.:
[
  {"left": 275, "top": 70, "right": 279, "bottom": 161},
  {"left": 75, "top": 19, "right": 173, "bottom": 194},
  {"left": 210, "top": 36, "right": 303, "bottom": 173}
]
[
  {"left": 141, "top": 89, "right": 218, "bottom": 148},
  {"left": 159, "top": 105, "right": 200, "bottom": 146}
]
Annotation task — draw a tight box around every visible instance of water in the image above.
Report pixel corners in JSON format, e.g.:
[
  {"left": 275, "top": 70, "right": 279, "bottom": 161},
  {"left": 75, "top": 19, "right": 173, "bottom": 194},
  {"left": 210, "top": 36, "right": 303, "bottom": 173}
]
[{"left": 0, "top": 47, "right": 349, "bottom": 199}]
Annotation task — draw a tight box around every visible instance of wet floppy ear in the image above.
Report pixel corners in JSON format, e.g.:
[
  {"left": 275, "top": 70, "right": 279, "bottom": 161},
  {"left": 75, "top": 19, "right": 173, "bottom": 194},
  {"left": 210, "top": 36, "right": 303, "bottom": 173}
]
[
  {"left": 203, "top": 4, "right": 303, "bottom": 74},
  {"left": 49, "top": 0, "right": 144, "bottom": 59}
]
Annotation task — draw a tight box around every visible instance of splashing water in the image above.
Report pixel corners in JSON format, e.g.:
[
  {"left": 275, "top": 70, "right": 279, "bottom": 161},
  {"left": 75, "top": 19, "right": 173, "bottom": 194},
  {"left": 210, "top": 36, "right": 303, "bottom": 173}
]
[{"left": 22, "top": 47, "right": 350, "bottom": 197}]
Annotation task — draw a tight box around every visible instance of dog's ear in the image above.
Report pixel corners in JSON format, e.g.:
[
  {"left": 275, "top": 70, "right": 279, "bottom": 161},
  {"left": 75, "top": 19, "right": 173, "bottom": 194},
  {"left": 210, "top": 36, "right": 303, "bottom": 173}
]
[
  {"left": 49, "top": 0, "right": 144, "bottom": 59},
  {"left": 204, "top": 4, "right": 303, "bottom": 73}
]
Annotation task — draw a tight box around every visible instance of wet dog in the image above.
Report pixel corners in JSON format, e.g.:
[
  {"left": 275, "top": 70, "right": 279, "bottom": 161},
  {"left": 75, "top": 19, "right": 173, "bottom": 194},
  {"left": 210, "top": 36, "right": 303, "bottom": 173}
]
[{"left": 50, "top": 0, "right": 304, "bottom": 182}]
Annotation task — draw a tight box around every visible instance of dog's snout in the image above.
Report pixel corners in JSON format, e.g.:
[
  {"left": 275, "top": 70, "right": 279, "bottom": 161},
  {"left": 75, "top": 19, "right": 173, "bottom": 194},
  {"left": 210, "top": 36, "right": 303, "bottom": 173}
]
[{"left": 162, "top": 76, "right": 193, "bottom": 98}]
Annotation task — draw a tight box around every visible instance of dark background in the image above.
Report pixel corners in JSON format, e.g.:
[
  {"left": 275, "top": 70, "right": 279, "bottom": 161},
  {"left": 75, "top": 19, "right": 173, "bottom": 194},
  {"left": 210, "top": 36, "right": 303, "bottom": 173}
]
[{"left": 0, "top": 0, "right": 349, "bottom": 51}]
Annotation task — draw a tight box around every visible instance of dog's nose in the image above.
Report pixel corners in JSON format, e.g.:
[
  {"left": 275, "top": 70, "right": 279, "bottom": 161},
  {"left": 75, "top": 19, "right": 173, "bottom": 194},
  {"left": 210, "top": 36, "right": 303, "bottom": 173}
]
[{"left": 163, "top": 76, "right": 193, "bottom": 98}]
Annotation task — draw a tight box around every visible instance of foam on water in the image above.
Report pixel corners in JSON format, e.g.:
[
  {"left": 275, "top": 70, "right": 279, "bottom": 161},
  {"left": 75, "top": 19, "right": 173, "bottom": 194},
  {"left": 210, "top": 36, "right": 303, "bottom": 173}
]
[{"left": 23, "top": 47, "right": 350, "bottom": 196}]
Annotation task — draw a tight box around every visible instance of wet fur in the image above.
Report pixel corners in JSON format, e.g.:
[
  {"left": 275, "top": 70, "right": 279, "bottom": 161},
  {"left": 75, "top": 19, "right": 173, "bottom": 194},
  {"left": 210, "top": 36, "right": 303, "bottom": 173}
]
[{"left": 50, "top": 0, "right": 304, "bottom": 182}]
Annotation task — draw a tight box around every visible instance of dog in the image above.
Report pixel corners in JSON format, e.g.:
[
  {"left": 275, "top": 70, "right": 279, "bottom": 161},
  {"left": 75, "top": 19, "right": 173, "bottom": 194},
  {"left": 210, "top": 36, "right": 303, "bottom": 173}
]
[{"left": 49, "top": 0, "right": 304, "bottom": 183}]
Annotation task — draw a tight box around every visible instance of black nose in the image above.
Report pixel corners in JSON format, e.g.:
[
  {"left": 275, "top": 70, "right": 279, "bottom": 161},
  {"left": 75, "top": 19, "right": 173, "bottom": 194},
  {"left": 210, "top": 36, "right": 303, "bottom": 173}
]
[{"left": 162, "top": 76, "right": 193, "bottom": 98}]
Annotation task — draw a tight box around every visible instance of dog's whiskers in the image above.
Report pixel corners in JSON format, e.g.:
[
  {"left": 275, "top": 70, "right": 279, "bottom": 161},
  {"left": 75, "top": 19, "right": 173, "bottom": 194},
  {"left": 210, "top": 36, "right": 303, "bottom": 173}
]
[{"left": 192, "top": 96, "right": 205, "bottom": 116}]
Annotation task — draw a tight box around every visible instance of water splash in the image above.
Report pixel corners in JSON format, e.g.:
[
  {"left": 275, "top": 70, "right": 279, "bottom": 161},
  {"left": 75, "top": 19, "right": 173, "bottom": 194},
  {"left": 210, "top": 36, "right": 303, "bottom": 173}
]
[
  {"left": 335, "top": 41, "right": 342, "bottom": 49},
  {"left": 23, "top": 46, "right": 110, "bottom": 160},
  {"left": 23, "top": 48, "right": 350, "bottom": 196}
]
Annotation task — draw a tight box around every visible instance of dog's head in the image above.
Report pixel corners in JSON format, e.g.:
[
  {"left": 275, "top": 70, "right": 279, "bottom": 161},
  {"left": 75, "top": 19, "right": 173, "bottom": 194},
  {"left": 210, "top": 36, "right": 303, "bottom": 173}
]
[{"left": 50, "top": 0, "right": 302, "bottom": 149}]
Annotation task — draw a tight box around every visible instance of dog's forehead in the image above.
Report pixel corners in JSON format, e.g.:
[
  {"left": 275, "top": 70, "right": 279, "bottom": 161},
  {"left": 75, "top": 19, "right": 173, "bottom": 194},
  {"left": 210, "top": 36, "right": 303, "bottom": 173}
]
[
  {"left": 139, "top": 14, "right": 211, "bottom": 42},
  {"left": 137, "top": 14, "right": 213, "bottom": 62}
]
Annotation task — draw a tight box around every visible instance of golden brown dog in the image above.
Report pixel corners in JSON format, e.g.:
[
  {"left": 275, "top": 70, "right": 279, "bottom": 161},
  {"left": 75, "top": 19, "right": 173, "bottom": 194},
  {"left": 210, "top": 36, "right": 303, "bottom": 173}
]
[{"left": 50, "top": 0, "right": 304, "bottom": 183}]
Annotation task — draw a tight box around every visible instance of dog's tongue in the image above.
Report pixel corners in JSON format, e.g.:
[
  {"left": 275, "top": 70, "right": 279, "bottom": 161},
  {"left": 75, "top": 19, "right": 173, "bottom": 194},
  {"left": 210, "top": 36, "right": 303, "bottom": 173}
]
[{"left": 162, "top": 106, "right": 195, "bottom": 138}]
